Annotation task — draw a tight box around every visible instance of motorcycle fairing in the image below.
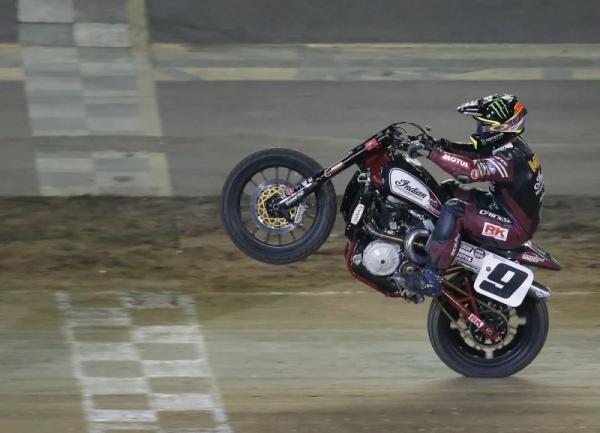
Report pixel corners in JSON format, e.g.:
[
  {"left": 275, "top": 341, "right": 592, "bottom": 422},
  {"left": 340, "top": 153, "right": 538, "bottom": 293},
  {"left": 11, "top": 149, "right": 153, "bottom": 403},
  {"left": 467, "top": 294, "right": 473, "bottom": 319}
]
[
  {"left": 340, "top": 170, "right": 361, "bottom": 221},
  {"left": 482, "top": 240, "right": 561, "bottom": 271},
  {"left": 515, "top": 241, "right": 562, "bottom": 270},
  {"left": 453, "top": 240, "right": 552, "bottom": 302}
]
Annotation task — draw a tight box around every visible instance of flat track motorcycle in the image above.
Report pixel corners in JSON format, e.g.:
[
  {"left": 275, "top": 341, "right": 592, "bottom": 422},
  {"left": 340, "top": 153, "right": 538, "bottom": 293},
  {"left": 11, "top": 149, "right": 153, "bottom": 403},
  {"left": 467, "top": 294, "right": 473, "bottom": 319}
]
[{"left": 221, "top": 122, "right": 561, "bottom": 377}]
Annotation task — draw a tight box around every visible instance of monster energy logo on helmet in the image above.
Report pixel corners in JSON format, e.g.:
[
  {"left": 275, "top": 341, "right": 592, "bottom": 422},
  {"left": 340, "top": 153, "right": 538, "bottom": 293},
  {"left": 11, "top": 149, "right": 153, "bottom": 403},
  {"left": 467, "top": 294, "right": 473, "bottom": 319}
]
[{"left": 489, "top": 99, "right": 510, "bottom": 120}]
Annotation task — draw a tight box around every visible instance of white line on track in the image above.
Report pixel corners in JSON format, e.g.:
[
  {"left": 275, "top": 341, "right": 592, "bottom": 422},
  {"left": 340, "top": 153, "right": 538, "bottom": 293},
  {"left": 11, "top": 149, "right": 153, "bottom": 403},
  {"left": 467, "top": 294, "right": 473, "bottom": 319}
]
[
  {"left": 150, "top": 393, "right": 214, "bottom": 411},
  {"left": 56, "top": 291, "right": 233, "bottom": 433},
  {"left": 201, "top": 290, "right": 371, "bottom": 296},
  {"left": 19, "top": 288, "right": 600, "bottom": 297},
  {"left": 80, "top": 377, "right": 149, "bottom": 395},
  {"left": 75, "top": 343, "right": 139, "bottom": 360},
  {"left": 142, "top": 360, "right": 211, "bottom": 378},
  {"left": 131, "top": 325, "right": 204, "bottom": 343}
]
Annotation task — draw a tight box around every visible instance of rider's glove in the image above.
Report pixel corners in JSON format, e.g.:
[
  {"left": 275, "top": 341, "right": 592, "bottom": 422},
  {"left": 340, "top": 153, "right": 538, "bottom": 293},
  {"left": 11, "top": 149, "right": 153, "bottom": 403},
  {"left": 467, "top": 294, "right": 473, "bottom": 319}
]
[
  {"left": 434, "top": 138, "right": 452, "bottom": 150},
  {"left": 407, "top": 141, "right": 430, "bottom": 158}
]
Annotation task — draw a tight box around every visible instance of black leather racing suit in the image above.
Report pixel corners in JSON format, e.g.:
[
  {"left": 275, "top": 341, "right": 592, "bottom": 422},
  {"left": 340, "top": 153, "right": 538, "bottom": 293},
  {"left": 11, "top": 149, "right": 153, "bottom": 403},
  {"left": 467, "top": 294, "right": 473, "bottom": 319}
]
[{"left": 425, "top": 137, "right": 544, "bottom": 270}]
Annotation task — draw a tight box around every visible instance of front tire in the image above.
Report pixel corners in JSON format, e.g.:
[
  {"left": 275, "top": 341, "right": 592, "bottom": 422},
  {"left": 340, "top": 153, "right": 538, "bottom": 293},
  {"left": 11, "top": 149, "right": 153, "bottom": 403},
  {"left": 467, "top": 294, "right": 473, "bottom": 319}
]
[
  {"left": 221, "top": 148, "right": 337, "bottom": 265},
  {"left": 428, "top": 296, "right": 549, "bottom": 378}
]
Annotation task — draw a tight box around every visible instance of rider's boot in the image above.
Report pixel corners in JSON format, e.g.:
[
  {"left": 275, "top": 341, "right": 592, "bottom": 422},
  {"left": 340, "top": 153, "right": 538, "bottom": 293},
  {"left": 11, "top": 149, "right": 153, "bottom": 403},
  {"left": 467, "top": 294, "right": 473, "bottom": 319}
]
[{"left": 405, "top": 266, "right": 444, "bottom": 297}]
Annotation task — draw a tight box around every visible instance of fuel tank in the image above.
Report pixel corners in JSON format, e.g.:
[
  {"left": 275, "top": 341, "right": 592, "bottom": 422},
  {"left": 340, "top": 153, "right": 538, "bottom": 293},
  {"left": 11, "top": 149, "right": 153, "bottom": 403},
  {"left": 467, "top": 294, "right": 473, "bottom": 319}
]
[{"left": 381, "top": 158, "right": 444, "bottom": 217}]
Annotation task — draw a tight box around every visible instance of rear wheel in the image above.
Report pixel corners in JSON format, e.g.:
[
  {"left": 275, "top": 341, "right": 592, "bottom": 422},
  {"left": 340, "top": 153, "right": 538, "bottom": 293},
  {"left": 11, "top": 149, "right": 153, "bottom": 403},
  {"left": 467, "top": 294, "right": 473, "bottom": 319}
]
[
  {"left": 427, "top": 281, "right": 549, "bottom": 378},
  {"left": 221, "top": 148, "right": 337, "bottom": 264}
]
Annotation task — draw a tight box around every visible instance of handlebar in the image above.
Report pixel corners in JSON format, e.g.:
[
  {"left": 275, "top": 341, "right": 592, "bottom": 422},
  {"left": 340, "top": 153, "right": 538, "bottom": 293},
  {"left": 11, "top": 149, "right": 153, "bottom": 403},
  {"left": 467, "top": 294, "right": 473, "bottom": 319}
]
[
  {"left": 277, "top": 121, "right": 437, "bottom": 210},
  {"left": 383, "top": 122, "right": 435, "bottom": 152}
]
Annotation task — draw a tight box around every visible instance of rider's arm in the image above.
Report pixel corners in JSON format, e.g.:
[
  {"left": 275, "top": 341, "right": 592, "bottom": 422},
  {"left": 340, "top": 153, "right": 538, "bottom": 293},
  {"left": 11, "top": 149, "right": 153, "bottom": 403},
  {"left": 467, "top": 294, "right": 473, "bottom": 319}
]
[
  {"left": 437, "top": 139, "right": 479, "bottom": 158},
  {"left": 428, "top": 148, "right": 514, "bottom": 183}
]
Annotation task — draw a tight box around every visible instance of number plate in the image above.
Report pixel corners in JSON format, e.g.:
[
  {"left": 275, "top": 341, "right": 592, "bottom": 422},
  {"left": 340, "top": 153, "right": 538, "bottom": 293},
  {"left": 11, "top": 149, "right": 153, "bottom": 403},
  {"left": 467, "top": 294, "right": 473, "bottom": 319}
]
[{"left": 474, "top": 255, "right": 534, "bottom": 307}]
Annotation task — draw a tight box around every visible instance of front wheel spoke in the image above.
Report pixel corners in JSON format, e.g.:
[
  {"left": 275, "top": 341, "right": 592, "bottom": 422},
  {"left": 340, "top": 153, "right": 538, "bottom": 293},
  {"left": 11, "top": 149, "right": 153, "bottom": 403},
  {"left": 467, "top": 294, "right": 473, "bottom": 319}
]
[
  {"left": 278, "top": 234, "right": 282, "bottom": 245},
  {"left": 260, "top": 171, "right": 268, "bottom": 182},
  {"left": 265, "top": 231, "right": 271, "bottom": 243},
  {"left": 290, "top": 230, "right": 297, "bottom": 241}
]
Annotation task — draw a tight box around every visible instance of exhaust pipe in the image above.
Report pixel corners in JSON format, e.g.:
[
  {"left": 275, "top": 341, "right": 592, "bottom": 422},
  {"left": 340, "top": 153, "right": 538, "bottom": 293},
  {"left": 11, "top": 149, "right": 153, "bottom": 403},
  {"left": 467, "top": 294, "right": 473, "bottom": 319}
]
[
  {"left": 364, "top": 223, "right": 430, "bottom": 266},
  {"left": 364, "top": 222, "right": 404, "bottom": 244},
  {"left": 528, "top": 281, "right": 551, "bottom": 299},
  {"left": 404, "top": 229, "right": 430, "bottom": 265}
]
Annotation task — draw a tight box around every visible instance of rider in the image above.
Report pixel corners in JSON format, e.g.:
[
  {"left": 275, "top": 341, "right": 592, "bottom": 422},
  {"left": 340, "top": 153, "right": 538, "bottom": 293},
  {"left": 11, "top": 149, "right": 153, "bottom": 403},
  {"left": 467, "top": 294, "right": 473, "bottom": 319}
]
[{"left": 406, "top": 94, "right": 545, "bottom": 296}]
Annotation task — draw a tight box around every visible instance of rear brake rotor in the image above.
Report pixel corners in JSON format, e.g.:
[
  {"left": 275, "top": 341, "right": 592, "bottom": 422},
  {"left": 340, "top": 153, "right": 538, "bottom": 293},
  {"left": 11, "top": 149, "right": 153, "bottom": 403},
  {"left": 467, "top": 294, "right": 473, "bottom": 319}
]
[{"left": 450, "top": 305, "right": 527, "bottom": 359}]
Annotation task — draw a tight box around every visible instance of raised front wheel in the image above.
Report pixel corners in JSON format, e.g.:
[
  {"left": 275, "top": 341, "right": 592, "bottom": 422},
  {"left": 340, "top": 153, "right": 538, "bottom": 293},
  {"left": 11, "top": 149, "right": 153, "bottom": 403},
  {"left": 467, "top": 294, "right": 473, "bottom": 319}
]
[{"left": 221, "top": 148, "right": 337, "bottom": 264}]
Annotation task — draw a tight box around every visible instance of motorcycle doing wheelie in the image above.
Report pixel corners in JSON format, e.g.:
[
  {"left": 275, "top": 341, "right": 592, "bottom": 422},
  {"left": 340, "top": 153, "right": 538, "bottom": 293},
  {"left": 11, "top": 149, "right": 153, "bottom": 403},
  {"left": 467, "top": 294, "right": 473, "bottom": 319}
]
[{"left": 221, "top": 122, "right": 561, "bottom": 377}]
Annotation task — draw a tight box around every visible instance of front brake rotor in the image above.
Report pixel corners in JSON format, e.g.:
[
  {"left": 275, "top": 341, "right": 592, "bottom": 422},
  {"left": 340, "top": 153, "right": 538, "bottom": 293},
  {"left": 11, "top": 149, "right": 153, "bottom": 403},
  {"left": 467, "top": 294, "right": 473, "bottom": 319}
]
[{"left": 250, "top": 181, "right": 301, "bottom": 233}]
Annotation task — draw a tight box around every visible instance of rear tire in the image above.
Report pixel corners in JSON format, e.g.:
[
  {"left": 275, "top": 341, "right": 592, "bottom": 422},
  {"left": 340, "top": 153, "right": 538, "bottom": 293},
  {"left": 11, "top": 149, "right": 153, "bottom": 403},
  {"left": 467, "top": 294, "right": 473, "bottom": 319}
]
[
  {"left": 427, "top": 296, "right": 549, "bottom": 378},
  {"left": 221, "top": 148, "right": 337, "bottom": 264}
]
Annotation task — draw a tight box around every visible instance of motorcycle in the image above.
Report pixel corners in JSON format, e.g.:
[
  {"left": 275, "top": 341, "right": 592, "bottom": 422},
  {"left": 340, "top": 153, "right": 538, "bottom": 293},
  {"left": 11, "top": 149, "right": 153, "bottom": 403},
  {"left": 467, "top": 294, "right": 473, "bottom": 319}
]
[{"left": 221, "top": 122, "right": 561, "bottom": 377}]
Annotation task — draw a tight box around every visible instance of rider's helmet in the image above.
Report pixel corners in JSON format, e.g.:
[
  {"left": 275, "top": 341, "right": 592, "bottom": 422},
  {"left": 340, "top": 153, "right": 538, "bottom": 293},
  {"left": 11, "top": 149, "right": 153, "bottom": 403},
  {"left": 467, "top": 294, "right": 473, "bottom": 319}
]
[{"left": 457, "top": 94, "right": 527, "bottom": 149}]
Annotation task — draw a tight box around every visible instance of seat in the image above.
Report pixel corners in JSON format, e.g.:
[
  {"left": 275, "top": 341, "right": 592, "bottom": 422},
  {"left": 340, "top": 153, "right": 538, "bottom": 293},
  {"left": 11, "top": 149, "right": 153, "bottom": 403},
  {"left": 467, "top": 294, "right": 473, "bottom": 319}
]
[{"left": 485, "top": 240, "right": 561, "bottom": 270}]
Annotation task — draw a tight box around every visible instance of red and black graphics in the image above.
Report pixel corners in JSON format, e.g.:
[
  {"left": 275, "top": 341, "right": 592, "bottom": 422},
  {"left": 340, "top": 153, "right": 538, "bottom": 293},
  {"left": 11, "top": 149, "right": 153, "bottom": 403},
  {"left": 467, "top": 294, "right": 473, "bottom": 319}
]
[
  {"left": 429, "top": 148, "right": 514, "bottom": 183},
  {"left": 427, "top": 190, "right": 532, "bottom": 270},
  {"left": 364, "top": 146, "right": 390, "bottom": 189},
  {"left": 430, "top": 138, "right": 543, "bottom": 235},
  {"left": 493, "top": 141, "right": 544, "bottom": 234},
  {"left": 515, "top": 242, "right": 562, "bottom": 270}
]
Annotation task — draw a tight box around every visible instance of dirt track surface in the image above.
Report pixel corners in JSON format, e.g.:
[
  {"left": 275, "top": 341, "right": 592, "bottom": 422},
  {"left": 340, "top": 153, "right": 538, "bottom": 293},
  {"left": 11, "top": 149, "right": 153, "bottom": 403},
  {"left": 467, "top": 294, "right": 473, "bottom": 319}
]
[
  {"left": 0, "top": 195, "right": 598, "bottom": 293},
  {"left": 1, "top": 195, "right": 599, "bottom": 433}
]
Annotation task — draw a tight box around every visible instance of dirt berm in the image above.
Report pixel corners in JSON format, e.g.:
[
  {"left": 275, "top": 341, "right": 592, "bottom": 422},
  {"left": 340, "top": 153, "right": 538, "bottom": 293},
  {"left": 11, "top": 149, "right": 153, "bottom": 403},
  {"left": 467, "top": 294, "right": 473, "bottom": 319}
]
[{"left": 0, "top": 195, "right": 596, "bottom": 294}]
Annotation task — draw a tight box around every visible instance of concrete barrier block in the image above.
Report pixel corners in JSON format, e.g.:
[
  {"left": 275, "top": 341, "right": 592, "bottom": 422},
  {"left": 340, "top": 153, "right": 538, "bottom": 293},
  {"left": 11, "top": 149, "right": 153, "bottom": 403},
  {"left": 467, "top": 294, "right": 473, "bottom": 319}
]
[
  {"left": 74, "top": 23, "right": 130, "bottom": 47},
  {"left": 74, "top": 0, "right": 128, "bottom": 23},
  {"left": 19, "top": 23, "right": 74, "bottom": 46},
  {"left": 18, "top": 0, "right": 75, "bottom": 23}
]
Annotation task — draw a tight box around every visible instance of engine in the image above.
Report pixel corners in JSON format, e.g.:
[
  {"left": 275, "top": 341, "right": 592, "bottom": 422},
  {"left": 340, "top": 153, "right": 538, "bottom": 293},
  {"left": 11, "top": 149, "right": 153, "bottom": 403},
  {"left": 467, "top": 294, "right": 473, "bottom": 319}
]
[
  {"left": 349, "top": 195, "right": 435, "bottom": 302},
  {"left": 361, "top": 241, "right": 402, "bottom": 276}
]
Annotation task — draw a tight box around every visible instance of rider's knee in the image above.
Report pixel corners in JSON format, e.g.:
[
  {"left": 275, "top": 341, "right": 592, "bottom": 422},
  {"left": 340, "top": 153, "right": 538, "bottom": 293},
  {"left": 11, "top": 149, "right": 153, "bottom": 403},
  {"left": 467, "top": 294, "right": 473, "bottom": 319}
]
[
  {"left": 444, "top": 198, "right": 466, "bottom": 217},
  {"left": 431, "top": 199, "right": 465, "bottom": 242}
]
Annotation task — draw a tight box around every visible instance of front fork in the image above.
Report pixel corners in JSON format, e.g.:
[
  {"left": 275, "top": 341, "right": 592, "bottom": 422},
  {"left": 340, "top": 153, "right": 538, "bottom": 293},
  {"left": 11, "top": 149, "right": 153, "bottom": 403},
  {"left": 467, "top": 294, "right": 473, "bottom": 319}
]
[{"left": 275, "top": 136, "right": 382, "bottom": 212}]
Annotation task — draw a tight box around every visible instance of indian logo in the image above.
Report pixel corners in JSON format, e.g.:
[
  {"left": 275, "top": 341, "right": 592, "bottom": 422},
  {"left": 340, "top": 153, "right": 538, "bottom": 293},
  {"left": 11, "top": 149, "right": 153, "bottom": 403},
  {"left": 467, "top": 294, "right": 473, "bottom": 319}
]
[
  {"left": 388, "top": 168, "right": 441, "bottom": 216},
  {"left": 394, "top": 179, "right": 427, "bottom": 199}
]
